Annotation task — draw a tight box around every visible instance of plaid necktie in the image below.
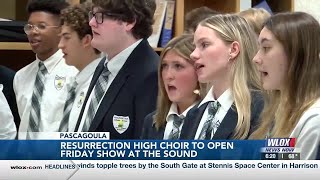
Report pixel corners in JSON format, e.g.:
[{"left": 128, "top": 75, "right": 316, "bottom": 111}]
[
  {"left": 82, "top": 65, "right": 110, "bottom": 131},
  {"left": 58, "top": 80, "right": 78, "bottom": 132},
  {"left": 27, "top": 62, "right": 48, "bottom": 138},
  {"left": 198, "top": 101, "right": 221, "bottom": 140},
  {"left": 168, "top": 114, "right": 185, "bottom": 140}
]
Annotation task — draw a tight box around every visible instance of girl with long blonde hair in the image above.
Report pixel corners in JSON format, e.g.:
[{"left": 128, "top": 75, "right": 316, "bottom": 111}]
[
  {"left": 180, "top": 14, "right": 263, "bottom": 140},
  {"left": 141, "top": 34, "right": 207, "bottom": 139}
]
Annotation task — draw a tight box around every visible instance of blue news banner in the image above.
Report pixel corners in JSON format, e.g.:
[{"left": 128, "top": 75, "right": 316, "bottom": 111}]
[{"left": 0, "top": 140, "right": 268, "bottom": 160}]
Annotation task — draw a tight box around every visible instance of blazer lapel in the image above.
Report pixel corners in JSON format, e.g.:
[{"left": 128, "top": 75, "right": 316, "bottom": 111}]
[
  {"left": 86, "top": 59, "right": 106, "bottom": 99},
  {"left": 212, "top": 105, "right": 238, "bottom": 139},
  {"left": 180, "top": 103, "right": 207, "bottom": 139},
  {"left": 74, "top": 58, "right": 105, "bottom": 131},
  {"left": 89, "top": 66, "right": 130, "bottom": 131},
  {"left": 87, "top": 39, "right": 153, "bottom": 131},
  {"left": 151, "top": 122, "right": 166, "bottom": 139}
]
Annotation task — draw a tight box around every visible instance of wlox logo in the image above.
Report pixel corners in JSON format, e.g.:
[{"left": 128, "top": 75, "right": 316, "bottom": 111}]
[{"left": 266, "top": 138, "right": 296, "bottom": 147}]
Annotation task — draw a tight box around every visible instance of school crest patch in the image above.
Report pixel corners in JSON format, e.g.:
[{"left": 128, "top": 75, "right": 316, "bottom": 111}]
[
  {"left": 54, "top": 75, "right": 66, "bottom": 90},
  {"left": 77, "top": 91, "right": 85, "bottom": 108},
  {"left": 113, "top": 115, "right": 130, "bottom": 134}
]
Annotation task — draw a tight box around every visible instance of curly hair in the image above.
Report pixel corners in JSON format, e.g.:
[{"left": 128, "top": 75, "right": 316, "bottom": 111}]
[
  {"left": 60, "top": 2, "right": 92, "bottom": 39},
  {"left": 92, "top": 0, "right": 155, "bottom": 39},
  {"left": 27, "top": 0, "right": 69, "bottom": 16}
]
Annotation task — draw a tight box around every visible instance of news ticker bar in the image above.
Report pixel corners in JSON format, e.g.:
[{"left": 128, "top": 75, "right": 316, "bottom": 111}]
[
  {"left": 0, "top": 135, "right": 303, "bottom": 160},
  {"left": 1, "top": 140, "right": 302, "bottom": 160},
  {"left": 4, "top": 160, "right": 320, "bottom": 179},
  {"left": 261, "top": 153, "right": 300, "bottom": 160}
]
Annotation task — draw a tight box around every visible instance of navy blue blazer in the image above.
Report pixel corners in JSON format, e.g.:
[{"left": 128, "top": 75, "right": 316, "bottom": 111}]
[
  {"left": 75, "top": 39, "right": 159, "bottom": 139},
  {"left": 141, "top": 111, "right": 166, "bottom": 139},
  {"left": 316, "top": 145, "right": 320, "bottom": 160},
  {"left": 0, "top": 65, "right": 20, "bottom": 129},
  {"left": 180, "top": 91, "right": 264, "bottom": 139}
]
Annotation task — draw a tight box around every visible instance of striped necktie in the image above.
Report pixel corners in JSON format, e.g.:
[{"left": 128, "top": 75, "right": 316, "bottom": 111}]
[
  {"left": 168, "top": 114, "right": 185, "bottom": 140},
  {"left": 27, "top": 62, "right": 48, "bottom": 138},
  {"left": 82, "top": 65, "right": 110, "bottom": 131},
  {"left": 198, "top": 101, "right": 221, "bottom": 140},
  {"left": 58, "top": 80, "right": 78, "bottom": 132}
]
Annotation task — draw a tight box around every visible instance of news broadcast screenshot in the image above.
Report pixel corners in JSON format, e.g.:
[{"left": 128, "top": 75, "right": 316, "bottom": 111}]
[
  {"left": 1, "top": 0, "right": 320, "bottom": 179},
  {"left": 2, "top": 133, "right": 320, "bottom": 179}
]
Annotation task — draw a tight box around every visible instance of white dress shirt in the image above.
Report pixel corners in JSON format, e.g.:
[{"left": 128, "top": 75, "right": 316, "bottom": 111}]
[
  {"left": 77, "top": 39, "right": 142, "bottom": 131},
  {"left": 163, "top": 102, "right": 198, "bottom": 140},
  {"left": 195, "top": 87, "right": 234, "bottom": 139},
  {"left": 67, "top": 58, "right": 101, "bottom": 132},
  {"left": 290, "top": 98, "right": 320, "bottom": 159},
  {"left": 0, "top": 84, "right": 17, "bottom": 139},
  {"left": 14, "top": 49, "right": 78, "bottom": 139}
]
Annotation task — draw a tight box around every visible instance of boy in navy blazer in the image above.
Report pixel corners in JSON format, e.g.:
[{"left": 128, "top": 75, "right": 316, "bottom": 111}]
[{"left": 75, "top": 0, "right": 159, "bottom": 139}]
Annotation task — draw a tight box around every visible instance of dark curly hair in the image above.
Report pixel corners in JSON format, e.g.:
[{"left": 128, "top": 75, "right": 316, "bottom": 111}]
[
  {"left": 27, "top": 0, "right": 69, "bottom": 16},
  {"left": 60, "top": 2, "right": 99, "bottom": 54},
  {"left": 92, "top": 0, "right": 155, "bottom": 39},
  {"left": 60, "top": 2, "right": 92, "bottom": 39}
]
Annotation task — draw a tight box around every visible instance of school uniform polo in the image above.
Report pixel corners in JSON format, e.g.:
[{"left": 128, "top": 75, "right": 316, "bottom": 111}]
[
  {"left": 14, "top": 49, "right": 78, "bottom": 139},
  {"left": 67, "top": 58, "right": 101, "bottom": 132}
]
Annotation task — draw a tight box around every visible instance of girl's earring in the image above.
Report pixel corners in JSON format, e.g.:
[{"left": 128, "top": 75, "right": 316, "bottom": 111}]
[
  {"left": 193, "top": 89, "right": 200, "bottom": 96},
  {"left": 228, "top": 55, "right": 232, "bottom": 62}
]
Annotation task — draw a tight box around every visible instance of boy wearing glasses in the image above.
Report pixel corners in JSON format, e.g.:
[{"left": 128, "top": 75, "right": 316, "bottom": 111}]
[
  {"left": 74, "top": 0, "right": 159, "bottom": 139},
  {"left": 57, "top": 2, "right": 102, "bottom": 132},
  {"left": 14, "top": 0, "right": 78, "bottom": 139}
]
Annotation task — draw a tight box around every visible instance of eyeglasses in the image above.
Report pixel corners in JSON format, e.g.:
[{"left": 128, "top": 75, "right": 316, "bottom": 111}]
[
  {"left": 88, "top": 11, "right": 119, "bottom": 24},
  {"left": 23, "top": 23, "right": 60, "bottom": 35}
]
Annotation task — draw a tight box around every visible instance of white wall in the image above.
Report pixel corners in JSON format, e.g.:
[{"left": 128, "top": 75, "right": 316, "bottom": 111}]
[
  {"left": 295, "top": 0, "right": 320, "bottom": 22},
  {"left": 240, "top": 0, "right": 252, "bottom": 12}
]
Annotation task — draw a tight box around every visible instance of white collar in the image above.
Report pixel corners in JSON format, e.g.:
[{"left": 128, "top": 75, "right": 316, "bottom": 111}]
[{"left": 198, "top": 86, "right": 234, "bottom": 111}]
